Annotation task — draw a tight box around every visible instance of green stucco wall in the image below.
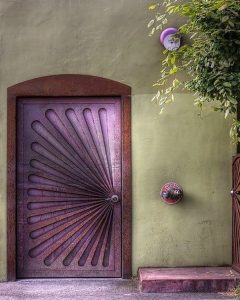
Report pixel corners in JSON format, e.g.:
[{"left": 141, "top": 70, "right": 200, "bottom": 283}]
[
  {"left": 132, "top": 94, "right": 233, "bottom": 274},
  {"left": 0, "top": 0, "right": 234, "bottom": 280}
]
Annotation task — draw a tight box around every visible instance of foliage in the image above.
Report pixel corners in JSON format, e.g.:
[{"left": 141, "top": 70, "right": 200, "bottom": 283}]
[{"left": 148, "top": 0, "right": 240, "bottom": 143}]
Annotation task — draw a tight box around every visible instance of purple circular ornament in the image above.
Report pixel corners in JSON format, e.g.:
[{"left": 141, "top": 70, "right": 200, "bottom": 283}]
[
  {"left": 160, "top": 28, "right": 181, "bottom": 51},
  {"left": 160, "top": 28, "right": 178, "bottom": 44},
  {"left": 160, "top": 182, "right": 183, "bottom": 205}
]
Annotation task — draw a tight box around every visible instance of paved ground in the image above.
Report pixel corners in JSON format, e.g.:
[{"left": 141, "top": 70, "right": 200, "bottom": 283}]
[{"left": 0, "top": 279, "right": 237, "bottom": 300}]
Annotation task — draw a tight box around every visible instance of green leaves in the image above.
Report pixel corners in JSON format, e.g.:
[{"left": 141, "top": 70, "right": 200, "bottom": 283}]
[
  {"left": 223, "top": 82, "right": 232, "bottom": 87},
  {"left": 148, "top": 0, "right": 240, "bottom": 143},
  {"left": 222, "top": 15, "right": 229, "bottom": 22},
  {"left": 230, "top": 119, "right": 240, "bottom": 144},
  {"left": 218, "top": 4, "right": 228, "bottom": 11},
  {"left": 149, "top": 4, "right": 157, "bottom": 11}
]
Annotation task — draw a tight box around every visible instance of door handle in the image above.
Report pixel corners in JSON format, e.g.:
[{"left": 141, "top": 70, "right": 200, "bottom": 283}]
[
  {"left": 105, "top": 195, "right": 120, "bottom": 204},
  {"left": 231, "top": 190, "right": 240, "bottom": 195}
]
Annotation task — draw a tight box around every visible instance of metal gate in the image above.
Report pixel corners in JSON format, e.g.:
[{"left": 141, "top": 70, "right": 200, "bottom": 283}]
[{"left": 232, "top": 155, "right": 240, "bottom": 272}]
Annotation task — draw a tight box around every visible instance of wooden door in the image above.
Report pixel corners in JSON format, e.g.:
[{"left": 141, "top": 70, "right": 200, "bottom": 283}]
[
  {"left": 232, "top": 155, "right": 240, "bottom": 272},
  {"left": 17, "top": 97, "right": 122, "bottom": 278}
]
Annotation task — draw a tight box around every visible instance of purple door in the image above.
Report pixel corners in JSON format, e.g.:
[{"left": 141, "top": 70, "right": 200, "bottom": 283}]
[{"left": 17, "top": 97, "right": 122, "bottom": 278}]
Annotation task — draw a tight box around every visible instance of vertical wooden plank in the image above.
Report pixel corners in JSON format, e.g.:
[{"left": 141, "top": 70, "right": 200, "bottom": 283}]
[
  {"left": 7, "top": 92, "right": 17, "bottom": 281},
  {"left": 237, "top": 104, "right": 240, "bottom": 154},
  {"left": 122, "top": 94, "right": 132, "bottom": 279}
]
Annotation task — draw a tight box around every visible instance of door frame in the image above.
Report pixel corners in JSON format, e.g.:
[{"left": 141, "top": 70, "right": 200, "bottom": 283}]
[{"left": 7, "top": 74, "right": 132, "bottom": 281}]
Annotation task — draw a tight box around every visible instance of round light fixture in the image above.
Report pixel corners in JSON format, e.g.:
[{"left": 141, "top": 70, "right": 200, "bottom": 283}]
[{"left": 160, "top": 28, "right": 181, "bottom": 51}]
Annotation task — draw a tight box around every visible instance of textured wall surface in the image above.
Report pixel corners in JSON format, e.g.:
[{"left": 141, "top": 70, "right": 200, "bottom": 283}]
[
  {"left": 132, "top": 94, "right": 233, "bottom": 274},
  {"left": 0, "top": 0, "right": 234, "bottom": 279}
]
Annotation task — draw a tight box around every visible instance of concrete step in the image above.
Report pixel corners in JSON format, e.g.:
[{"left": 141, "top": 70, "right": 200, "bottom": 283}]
[{"left": 139, "top": 267, "right": 240, "bottom": 293}]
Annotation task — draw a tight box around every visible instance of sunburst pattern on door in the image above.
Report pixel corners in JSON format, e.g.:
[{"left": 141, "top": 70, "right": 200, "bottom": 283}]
[{"left": 18, "top": 102, "right": 122, "bottom": 275}]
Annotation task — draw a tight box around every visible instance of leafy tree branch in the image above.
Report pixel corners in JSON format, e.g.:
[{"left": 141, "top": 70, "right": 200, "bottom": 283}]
[{"left": 149, "top": 0, "right": 240, "bottom": 142}]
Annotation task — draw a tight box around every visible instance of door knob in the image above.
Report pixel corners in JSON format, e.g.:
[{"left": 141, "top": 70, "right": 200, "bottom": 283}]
[
  {"left": 111, "top": 195, "right": 119, "bottom": 203},
  {"left": 105, "top": 195, "right": 119, "bottom": 204},
  {"left": 231, "top": 190, "right": 240, "bottom": 195}
]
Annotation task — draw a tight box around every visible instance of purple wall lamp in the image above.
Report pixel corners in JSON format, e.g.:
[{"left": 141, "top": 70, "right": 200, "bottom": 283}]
[{"left": 160, "top": 27, "right": 181, "bottom": 51}]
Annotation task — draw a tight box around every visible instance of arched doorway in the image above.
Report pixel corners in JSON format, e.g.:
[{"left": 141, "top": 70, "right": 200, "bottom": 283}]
[{"left": 7, "top": 75, "right": 131, "bottom": 280}]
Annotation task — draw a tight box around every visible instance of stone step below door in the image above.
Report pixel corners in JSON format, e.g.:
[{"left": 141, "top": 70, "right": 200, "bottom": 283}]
[{"left": 139, "top": 267, "right": 240, "bottom": 293}]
